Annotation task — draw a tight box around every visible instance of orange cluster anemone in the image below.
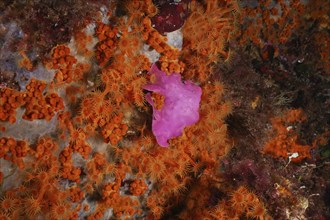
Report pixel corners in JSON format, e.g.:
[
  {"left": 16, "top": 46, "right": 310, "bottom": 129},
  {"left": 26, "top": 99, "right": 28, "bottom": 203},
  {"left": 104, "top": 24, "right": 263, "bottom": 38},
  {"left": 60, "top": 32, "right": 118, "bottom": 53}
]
[
  {"left": 0, "top": 135, "right": 75, "bottom": 219},
  {"left": 0, "top": 0, "right": 298, "bottom": 219},
  {"left": 129, "top": 179, "right": 148, "bottom": 196},
  {"left": 18, "top": 51, "right": 33, "bottom": 71},
  {"left": 101, "top": 180, "right": 141, "bottom": 218},
  {"left": 94, "top": 22, "right": 118, "bottom": 67},
  {"left": 0, "top": 88, "right": 24, "bottom": 123},
  {"left": 302, "top": 0, "right": 330, "bottom": 71},
  {"left": 50, "top": 45, "right": 78, "bottom": 83},
  {"left": 150, "top": 93, "right": 165, "bottom": 110},
  {"left": 70, "top": 187, "right": 84, "bottom": 203},
  {"left": 235, "top": 0, "right": 305, "bottom": 49},
  {"left": 0, "top": 137, "right": 29, "bottom": 169},
  {"left": 61, "top": 165, "right": 82, "bottom": 183},
  {"left": 101, "top": 113, "right": 128, "bottom": 145},
  {"left": 33, "top": 137, "right": 58, "bottom": 159},
  {"left": 142, "top": 17, "right": 184, "bottom": 74},
  {"left": 86, "top": 152, "right": 116, "bottom": 185},
  {"left": 22, "top": 78, "right": 64, "bottom": 121},
  {"left": 74, "top": 30, "right": 94, "bottom": 57},
  {"left": 181, "top": 0, "right": 237, "bottom": 82},
  {"left": 263, "top": 109, "right": 315, "bottom": 163}
]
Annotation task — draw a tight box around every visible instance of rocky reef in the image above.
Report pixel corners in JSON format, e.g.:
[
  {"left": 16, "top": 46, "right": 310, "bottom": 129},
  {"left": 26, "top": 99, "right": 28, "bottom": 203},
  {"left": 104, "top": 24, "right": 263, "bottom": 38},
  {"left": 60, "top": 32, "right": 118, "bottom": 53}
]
[{"left": 0, "top": 0, "right": 329, "bottom": 219}]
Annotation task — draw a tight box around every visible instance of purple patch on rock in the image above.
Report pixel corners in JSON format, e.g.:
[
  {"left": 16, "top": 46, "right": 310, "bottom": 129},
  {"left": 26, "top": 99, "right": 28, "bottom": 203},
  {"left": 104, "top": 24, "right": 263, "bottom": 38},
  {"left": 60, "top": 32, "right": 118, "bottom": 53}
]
[{"left": 144, "top": 64, "right": 202, "bottom": 147}]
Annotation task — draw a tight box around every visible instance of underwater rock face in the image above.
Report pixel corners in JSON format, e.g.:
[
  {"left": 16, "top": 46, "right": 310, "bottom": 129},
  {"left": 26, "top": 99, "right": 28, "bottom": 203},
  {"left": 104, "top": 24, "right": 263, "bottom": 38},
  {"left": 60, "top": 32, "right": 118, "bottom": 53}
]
[{"left": 144, "top": 64, "right": 202, "bottom": 147}]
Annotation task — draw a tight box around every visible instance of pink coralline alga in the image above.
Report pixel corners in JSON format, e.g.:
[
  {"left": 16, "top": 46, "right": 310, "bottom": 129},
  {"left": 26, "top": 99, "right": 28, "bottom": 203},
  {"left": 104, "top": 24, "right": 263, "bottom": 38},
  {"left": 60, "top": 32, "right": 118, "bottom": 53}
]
[{"left": 144, "top": 64, "right": 202, "bottom": 147}]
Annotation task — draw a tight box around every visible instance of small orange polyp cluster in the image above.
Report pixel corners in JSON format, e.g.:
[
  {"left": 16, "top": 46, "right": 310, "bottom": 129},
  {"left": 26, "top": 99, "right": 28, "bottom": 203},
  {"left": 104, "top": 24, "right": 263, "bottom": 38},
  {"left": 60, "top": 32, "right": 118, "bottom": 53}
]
[
  {"left": 95, "top": 22, "right": 118, "bottom": 67},
  {"left": 177, "top": 179, "right": 271, "bottom": 219},
  {"left": 101, "top": 180, "right": 142, "bottom": 217},
  {"left": 151, "top": 93, "right": 165, "bottom": 110},
  {"left": 50, "top": 44, "right": 91, "bottom": 86},
  {"left": 65, "top": 85, "right": 84, "bottom": 104},
  {"left": 303, "top": 0, "right": 329, "bottom": 71},
  {"left": 69, "top": 187, "right": 85, "bottom": 203},
  {"left": 102, "top": 182, "right": 120, "bottom": 202},
  {"left": 181, "top": 0, "right": 236, "bottom": 82},
  {"left": 0, "top": 150, "right": 73, "bottom": 219},
  {"left": 61, "top": 165, "right": 82, "bottom": 183},
  {"left": 18, "top": 51, "right": 33, "bottom": 70},
  {"left": 158, "top": 54, "right": 185, "bottom": 75},
  {"left": 228, "top": 186, "right": 269, "bottom": 219},
  {"left": 236, "top": 0, "right": 305, "bottom": 48},
  {"left": 86, "top": 210, "right": 104, "bottom": 220},
  {"left": 117, "top": 33, "right": 142, "bottom": 58},
  {"left": 208, "top": 186, "right": 271, "bottom": 220},
  {"left": 51, "top": 45, "right": 76, "bottom": 67},
  {"left": 142, "top": 18, "right": 169, "bottom": 53},
  {"left": 58, "top": 130, "right": 91, "bottom": 183},
  {"left": 183, "top": 0, "right": 235, "bottom": 61},
  {"left": 0, "top": 137, "right": 29, "bottom": 169},
  {"left": 51, "top": 45, "right": 78, "bottom": 83},
  {"left": 66, "top": 127, "right": 92, "bottom": 159},
  {"left": 0, "top": 134, "right": 78, "bottom": 219},
  {"left": 263, "top": 109, "right": 314, "bottom": 163},
  {"left": 0, "top": 88, "right": 24, "bottom": 123},
  {"left": 71, "top": 140, "right": 92, "bottom": 159},
  {"left": 33, "top": 137, "right": 58, "bottom": 159},
  {"left": 129, "top": 179, "right": 148, "bottom": 196},
  {"left": 74, "top": 30, "right": 94, "bottom": 57},
  {"left": 86, "top": 152, "right": 115, "bottom": 184},
  {"left": 125, "top": 0, "right": 158, "bottom": 18},
  {"left": 101, "top": 113, "right": 128, "bottom": 145},
  {"left": 22, "top": 78, "right": 64, "bottom": 121},
  {"left": 142, "top": 17, "right": 184, "bottom": 74},
  {"left": 58, "top": 148, "right": 72, "bottom": 167}
]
